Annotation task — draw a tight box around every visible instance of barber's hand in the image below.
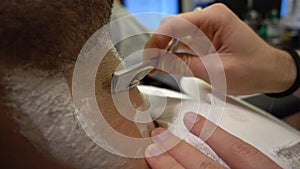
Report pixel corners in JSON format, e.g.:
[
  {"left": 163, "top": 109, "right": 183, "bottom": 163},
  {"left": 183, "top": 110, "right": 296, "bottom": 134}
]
[
  {"left": 145, "top": 3, "right": 296, "bottom": 95},
  {"left": 144, "top": 112, "right": 281, "bottom": 169}
]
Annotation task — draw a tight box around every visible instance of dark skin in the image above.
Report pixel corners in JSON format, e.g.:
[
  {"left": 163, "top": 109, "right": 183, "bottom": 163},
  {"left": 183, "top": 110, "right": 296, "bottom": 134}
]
[
  {"left": 0, "top": 1, "right": 108, "bottom": 168},
  {"left": 0, "top": 1, "right": 153, "bottom": 168},
  {"left": 0, "top": 0, "right": 112, "bottom": 68}
]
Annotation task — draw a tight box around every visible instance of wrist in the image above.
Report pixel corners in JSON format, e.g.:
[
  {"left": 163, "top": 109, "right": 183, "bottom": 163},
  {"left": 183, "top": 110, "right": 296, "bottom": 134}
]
[{"left": 268, "top": 48, "right": 297, "bottom": 94}]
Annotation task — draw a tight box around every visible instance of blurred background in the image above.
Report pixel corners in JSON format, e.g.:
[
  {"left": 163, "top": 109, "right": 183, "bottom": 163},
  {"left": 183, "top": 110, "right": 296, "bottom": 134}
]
[
  {"left": 120, "top": 0, "right": 300, "bottom": 48},
  {"left": 112, "top": 0, "right": 300, "bottom": 129}
]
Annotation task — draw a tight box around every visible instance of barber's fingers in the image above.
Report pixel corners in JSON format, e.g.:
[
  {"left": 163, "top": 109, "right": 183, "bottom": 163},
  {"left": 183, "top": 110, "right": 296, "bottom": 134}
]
[
  {"left": 144, "top": 9, "right": 206, "bottom": 51},
  {"left": 183, "top": 112, "right": 282, "bottom": 169},
  {"left": 145, "top": 128, "right": 226, "bottom": 169},
  {"left": 144, "top": 4, "right": 237, "bottom": 60},
  {"left": 175, "top": 4, "right": 239, "bottom": 44},
  {"left": 144, "top": 14, "right": 200, "bottom": 52},
  {"left": 144, "top": 11, "right": 211, "bottom": 61},
  {"left": 157, "top": 52, "right": 209, "bottom": 80},
  {"left": 145, "top": 143, "right": 184, "bottom": 169},
  {"left": 154, "top": 52, "right": 224, "bottom": 86}
]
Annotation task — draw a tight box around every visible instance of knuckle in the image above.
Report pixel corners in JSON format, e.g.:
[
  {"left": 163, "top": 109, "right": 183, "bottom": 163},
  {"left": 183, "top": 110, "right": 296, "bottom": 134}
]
[
  {"left": 211, "top": 3, "right": 230, "bottom": 13},
  {"left": 160, "top": 16, "right": 175, "bottom": 26},
  {"left": 210, "top": 3, "right": 236, "bottom": 21},
  {"left": 232, "top": 141, "right": 258, "bottom": 157},
  {"left": 198, "top": 161, "right": 222, "bottom": 169},
  {"left": 222, "top": 61, "right": 237, "bottom": 74},
  {"left": 222, "top": 64, "right": 231, "bottom": 74}
]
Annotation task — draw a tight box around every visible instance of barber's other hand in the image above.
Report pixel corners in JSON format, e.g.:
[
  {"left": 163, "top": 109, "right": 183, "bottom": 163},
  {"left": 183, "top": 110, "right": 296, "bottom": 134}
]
[
  {"left": 145, "top": 113, "right": 281, "bottom": 169},
  {"left": 145, "top": 3, "right": 296, "bottom": 95}
]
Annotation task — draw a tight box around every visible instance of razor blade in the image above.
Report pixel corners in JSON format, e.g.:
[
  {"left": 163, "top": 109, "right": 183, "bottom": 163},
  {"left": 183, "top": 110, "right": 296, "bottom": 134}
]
[{"left": 112, "top": 38, "right": 180, "bottom": 93}]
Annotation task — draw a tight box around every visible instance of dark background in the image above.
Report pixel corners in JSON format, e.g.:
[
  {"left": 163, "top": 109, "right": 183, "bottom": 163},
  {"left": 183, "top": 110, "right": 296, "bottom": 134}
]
[
  {"left": 208, "top": 0, "right": 282, "bottom": 19},
  {"left": 120, "top": 0, "right": 283, "bottom": 19}
]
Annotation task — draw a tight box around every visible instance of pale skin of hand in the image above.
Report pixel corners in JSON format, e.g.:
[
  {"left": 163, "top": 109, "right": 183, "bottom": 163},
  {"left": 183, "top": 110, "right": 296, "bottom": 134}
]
[
  {"left": 145, "top": 3, "right": 298, "bottom": 95},
  {"left": 144, "top": 112, "right": 281, "bottom": 169}
]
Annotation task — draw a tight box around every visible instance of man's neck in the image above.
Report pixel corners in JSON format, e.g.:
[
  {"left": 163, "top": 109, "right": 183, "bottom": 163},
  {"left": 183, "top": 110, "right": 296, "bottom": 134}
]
[{"left": 91, "top": 50, "right": 155, "bottom": 138}]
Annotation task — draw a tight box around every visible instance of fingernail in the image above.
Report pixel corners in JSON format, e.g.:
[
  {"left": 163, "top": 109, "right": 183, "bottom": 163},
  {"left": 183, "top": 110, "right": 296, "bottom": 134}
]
[
  {"left": 145, "top": 144, "right": 163, "bottom": 157},
  {"left": 184, "top": 112, "right": 199, "bottom": 130}
]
